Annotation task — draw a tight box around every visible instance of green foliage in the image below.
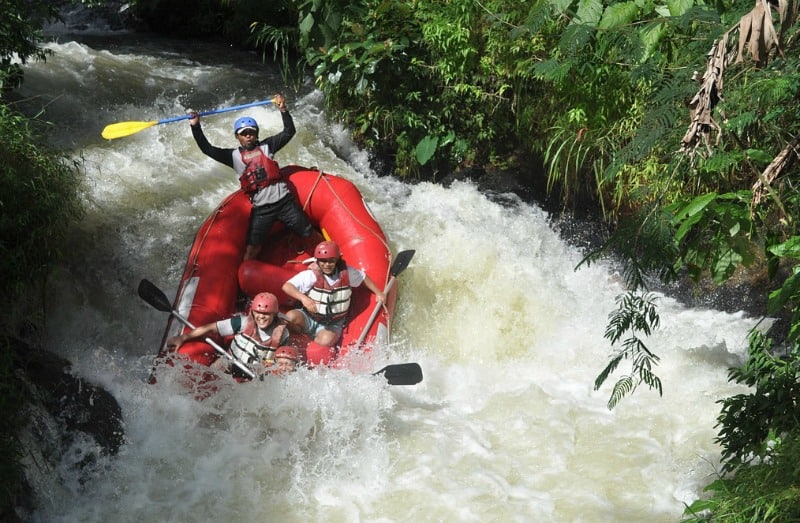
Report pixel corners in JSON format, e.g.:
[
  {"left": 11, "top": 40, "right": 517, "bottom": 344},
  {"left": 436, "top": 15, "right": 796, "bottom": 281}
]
[
  {"left": 528, "top": 0, "right": 714, "bottom": 213},
  {"left": 0, "top": 0, "right": 62, "bottom": 91},
  {"left": 0, "top": 105, "right": 85, "bottom": 322},
  {"left": 715, "top": 332, "right": 800, "bottom": 473},
  {"left": 0, "top": 335, "right": 24, "bottom": 514},
  {"left": 0, "top": 104, "right": 84, "bottom": 516},
  {"left": 580, "top": 203, "right": 681, "bottom": 289},
  {"left": 766, "top": 240, "right": 800, "bottom": 345},
  {"left": 682, "top": 432, "right": 800, "bottom": 522},
  {"left": 249, "top": 0, "right": 546, "bottom": 176},
  {"left": 681, "top": 322, "right": 800, "bottom": 520},
  {"left": 667, "top": 191, "right": 756, "bottom": 283},
  {"left": 594, "top": 291, "right": 662, "bottom": 409}
]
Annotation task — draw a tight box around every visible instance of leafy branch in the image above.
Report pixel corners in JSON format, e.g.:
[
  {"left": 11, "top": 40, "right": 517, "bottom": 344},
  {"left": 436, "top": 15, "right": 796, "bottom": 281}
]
[{"left": 595, "top": 292, "right": 662, "bottom": 409}]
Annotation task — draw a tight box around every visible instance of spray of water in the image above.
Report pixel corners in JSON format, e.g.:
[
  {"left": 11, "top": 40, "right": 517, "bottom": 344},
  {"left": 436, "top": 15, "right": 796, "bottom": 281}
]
[{"left": 15, "top": 32, "right": 757, "bottom": 522}]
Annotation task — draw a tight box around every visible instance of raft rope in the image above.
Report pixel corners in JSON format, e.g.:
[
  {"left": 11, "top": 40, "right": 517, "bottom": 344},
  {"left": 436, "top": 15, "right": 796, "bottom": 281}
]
[
  {"left": 179, "top": 170, "right": 394, "bottom": 326},
  {"left": 301, "top": 168, "right": 393, "bottom": 282},
  {"left": 301, "top": 168, "right": 325, "bottom": 212}
]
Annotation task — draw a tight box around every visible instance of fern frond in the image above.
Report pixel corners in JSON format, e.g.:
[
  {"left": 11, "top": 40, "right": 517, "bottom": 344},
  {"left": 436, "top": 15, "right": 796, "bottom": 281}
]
[
  {"left": 608, "top": 376, "right": 635, "bottom": 409},
  {"left": 698, "top": 150, "right": 744, "bottom": 174},
  {"left": 521, "top": 1, "right": 557, "bottom": 36},
  {"left": 640, "top": 367, "right": 663, "bottom": 395},
  {"left": 597, "top": 290, "right": 663, "bottom": 408},
  {"left": 595, "top": 354, "right": 624, "bottom": 390},
  {"left": 533, "top": 59, "right": 571, "bottom": 83},
  {"left": 559, "top": 23, "right": 595, "bottom": 55}
]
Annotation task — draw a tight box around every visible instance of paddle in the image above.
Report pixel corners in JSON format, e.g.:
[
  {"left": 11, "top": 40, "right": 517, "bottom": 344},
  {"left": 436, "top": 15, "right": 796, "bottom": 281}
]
[
  {"left": 139, "top": 278, "right": 422, "bottom": 385},
  {"left": 356, "top": 249, "right": 416, "bottom": 346},
  {"left": 373, "top": 363, "right": 423, "bottom": 386},
  {"left": 137, "top": 279, "right": 256, "bottom": 380},
  {"left": 102, "top": 98, "right": 275, "bottom": 140}
]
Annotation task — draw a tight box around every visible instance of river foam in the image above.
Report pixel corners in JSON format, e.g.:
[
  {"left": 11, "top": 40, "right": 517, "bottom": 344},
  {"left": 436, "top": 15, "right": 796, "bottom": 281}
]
[{"left": 15, "top": 34, "right": 757, "bottom": 522}]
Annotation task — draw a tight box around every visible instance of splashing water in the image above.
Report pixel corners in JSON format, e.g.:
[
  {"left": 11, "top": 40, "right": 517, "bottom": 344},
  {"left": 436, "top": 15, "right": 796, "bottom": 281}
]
[{"left": 14, "top": 29, "right": 756, "bottom": 523}]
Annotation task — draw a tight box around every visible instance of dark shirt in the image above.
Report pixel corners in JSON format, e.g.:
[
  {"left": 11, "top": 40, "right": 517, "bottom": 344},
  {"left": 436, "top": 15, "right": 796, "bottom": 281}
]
[{"left": 190, "top": 110, "right": 296, "bottom": 168}]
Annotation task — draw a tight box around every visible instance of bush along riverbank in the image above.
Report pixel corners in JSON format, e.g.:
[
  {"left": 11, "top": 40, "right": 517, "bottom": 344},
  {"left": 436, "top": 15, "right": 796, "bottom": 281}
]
[{"left": 5, "top": 0, "right": 800, "bottom": 519}]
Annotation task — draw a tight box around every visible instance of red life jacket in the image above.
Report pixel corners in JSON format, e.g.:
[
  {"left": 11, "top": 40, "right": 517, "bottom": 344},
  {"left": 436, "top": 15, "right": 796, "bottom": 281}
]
[
  {"left": 238, "top": 147, "right": 281, "bottom": 194},
  {"left": 306, "top": 266, "right": 352, "bottom": 323}
]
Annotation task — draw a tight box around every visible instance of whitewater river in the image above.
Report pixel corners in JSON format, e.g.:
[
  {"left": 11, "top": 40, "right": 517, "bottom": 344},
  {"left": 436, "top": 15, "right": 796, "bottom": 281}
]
[{"left": 13, "top": 16, "right": 758, "bottom": 523}]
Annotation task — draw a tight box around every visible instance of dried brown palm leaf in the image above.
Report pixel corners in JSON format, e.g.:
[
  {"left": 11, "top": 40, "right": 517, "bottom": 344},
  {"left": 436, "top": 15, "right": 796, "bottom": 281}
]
[
  {"left": 751, "top": 134, "right": 800, "bottom": 210},
  {"left": 736, "top": 0, "right": 782, "bottom": 65},
  {"left": 680, "top": 0, "right": 785, "bottom": 159},
  {"left": 679, "top": 34, "right": 730, "bottom": 158}
]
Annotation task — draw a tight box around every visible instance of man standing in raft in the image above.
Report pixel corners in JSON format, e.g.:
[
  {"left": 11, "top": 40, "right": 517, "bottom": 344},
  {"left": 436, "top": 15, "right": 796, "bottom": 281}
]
[
  {"left": 281, "top": 240, "right": 387, "bottom": 365},
  {"left": 166, "top": 292, "right": 290, "bottom": 378},
  {"left": 187, "top": 94, "right": 316, "bottom": 260}
]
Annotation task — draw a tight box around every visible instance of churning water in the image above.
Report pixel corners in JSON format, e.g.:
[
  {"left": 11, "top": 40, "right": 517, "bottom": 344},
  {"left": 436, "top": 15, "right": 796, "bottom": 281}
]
[{"left": 13, "top": 18, "right": 757, "bottom": 523}]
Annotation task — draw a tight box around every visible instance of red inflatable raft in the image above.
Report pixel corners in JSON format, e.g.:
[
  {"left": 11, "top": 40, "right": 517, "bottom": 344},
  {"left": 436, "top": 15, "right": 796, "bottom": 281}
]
[{"left": 155, "top": 165, "right": 402, "bottom": 373}]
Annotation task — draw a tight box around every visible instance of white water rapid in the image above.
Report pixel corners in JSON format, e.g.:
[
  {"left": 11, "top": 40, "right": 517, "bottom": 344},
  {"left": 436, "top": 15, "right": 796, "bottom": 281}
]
[{"left": 13, "top": 18, "right": 758, "bottom": 523}]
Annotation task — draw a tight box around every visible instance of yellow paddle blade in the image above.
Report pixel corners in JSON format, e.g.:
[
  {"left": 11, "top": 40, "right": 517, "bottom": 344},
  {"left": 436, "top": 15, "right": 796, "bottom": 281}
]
[{"left": 101, "top": 120, "right": 159, "bottom": 140}]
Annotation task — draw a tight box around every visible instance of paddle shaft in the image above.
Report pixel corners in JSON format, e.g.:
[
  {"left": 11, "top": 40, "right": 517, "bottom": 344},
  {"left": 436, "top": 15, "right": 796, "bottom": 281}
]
[
  {"left": 356, "top": 276, "right": 399, "bottom": 346},
  {"left": 102, "top": 99, "right": 274, "bottom": 139},
  {"left": 355, "top": 249, "right": 415, "bottom": 346},
  {"left": 137, "top": 279, "right": 255, "bottom": 379},
  {"left": 169, "top": 309, "right": 256, "bottom": 380},
  {"left": 158, "top": 99, "right": 274, "bottom": 125}
]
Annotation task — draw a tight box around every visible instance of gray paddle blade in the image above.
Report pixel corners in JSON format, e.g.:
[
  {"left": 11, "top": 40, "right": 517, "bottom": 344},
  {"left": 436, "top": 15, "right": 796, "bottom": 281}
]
[{"left": 374, "top": 363, "right": 423, "bottom": 386}]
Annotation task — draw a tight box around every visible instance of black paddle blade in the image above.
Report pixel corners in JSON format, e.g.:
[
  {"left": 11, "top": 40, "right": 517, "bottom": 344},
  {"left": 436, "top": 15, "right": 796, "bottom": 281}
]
[
  {"left": 373, "top": 363, "right": 423, "bottom": 386},
  {"left": 137, "top": 279, "right": 173, "bottom": 312},
  {"left": 390, "top": 250, "right": 415, "bottom": 277}
]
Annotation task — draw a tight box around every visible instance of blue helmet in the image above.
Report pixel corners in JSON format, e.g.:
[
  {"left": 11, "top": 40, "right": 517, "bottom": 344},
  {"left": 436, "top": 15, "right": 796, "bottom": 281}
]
[{"left": 233, "top": 116, "right": 259, "bottom": 135}]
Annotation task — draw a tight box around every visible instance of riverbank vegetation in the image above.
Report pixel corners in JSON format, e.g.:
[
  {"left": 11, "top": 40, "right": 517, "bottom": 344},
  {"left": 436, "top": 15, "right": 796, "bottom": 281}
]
[
  {"left": 3, "top": 0, "right": 800, "bottom": 519},
  {"left": 0, "top": 1, "right": 86, "bottom": 519},
  {"left": 137, "top": 0, "right": 800, "bottom": 518}
]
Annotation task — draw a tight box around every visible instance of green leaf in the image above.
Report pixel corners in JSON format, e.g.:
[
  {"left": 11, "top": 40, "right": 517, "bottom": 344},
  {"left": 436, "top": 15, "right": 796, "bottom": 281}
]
[
  {"left": 768, "top": 236, "right": 800, "bottom": 259},
  {"left": 533, "top": 59, "right": 571, "bottom": 83},
  {"left": 666, "top": 0, "right": 694, "bottom": 16},
  {"left": 549, "top": 0, "right": 574, "bottom": 16},
  {"left": 640, "top": 21, "right": 666, "bottom": 58},
  {"left": 767, "top": 272, "right": 800, "bottom": 315},
  {"left": 575, "top": 0, "right": 604, "bottom": 25},
  {"left": 299, "top": 12, "right": 315, "bottom": 35},
  {"left": 672, "top": 193, "right": 718, "bottom": 223},
  {"left": 415, "top": 135, "right": 439, "bottom": 165},
  {"left": 440, "top": 131, "right": 455, "bottom": 147},
  {"left": 711, "top": 248, "right": 742, "bottom": 283},
  {"left": 598, "top": 2, "right": 640, "bottom": 30},
  {"left": 745, "top": 148, "right": 774, "bottom": 164}
]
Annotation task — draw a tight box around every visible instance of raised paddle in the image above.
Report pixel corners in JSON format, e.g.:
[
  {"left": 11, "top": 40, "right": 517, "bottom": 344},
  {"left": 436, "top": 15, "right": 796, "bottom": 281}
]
[
  {"left": 137, "top": 279, "right": 256, "bottom": 379},
  {"left": 356, "top": 249, "right": 416, "bottom": 346},
  {"left": 102, "top": 98, "right": 275, "bottom": 140}
]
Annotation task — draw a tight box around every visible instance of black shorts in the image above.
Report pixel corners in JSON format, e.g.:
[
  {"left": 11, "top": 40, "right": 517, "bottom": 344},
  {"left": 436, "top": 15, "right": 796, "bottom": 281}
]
[{"left": 248, "top": 194, "right": 313, "bottom": 246}]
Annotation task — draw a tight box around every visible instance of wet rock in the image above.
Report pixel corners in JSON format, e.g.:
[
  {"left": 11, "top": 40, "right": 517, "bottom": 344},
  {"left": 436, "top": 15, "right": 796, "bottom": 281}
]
[
  {"left": 12, "top": 339, "right": 124, "bottom": 519},
  {"left": 14, "top": 342, "right": 124, "bottom": 457}
]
